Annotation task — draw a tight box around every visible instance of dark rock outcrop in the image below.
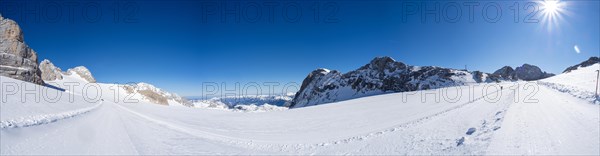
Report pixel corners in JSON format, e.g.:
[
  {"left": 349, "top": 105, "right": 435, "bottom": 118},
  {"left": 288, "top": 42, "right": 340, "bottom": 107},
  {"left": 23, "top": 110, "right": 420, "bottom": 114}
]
[
  {"left": 514, "top": 64, "right": 554, "bottom": 81},
  {"left": 493, "top": 66, "right": 515, "bottom": 80},
  {"left": 0, "top": 14, "right": 43, "bottom": 84},
  {"left": 493, "top": 64, "right": 554, "bottom": 81},
  {"left": 563, "top": 57, "right": 600, "bottom": 73}
]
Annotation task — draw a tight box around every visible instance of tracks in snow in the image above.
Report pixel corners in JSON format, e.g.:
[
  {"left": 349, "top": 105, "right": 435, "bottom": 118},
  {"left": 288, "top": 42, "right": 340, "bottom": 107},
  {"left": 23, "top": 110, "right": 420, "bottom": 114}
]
[
  {"left": 0, "top": 103, "right": 102, "bottom": 129},
  {"left": 113, "top": 86, "right": 516, "bottom": 154},
  {"left": 311, "top": 89, "right": 515, "bottom": 148},
  {"left": 1, "top": 84, "right": 518, "bottom": 154}
]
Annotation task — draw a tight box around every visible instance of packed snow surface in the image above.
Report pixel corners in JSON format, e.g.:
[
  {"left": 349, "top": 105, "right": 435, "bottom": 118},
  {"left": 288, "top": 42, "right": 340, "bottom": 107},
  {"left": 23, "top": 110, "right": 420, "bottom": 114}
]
[{"left": 1, "top": 64, "right": 599, "bottom": 155}]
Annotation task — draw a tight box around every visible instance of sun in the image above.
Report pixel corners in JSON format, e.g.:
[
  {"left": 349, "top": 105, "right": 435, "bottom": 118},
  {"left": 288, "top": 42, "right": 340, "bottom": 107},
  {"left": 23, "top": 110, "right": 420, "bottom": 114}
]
[
  {"left": 539, "top": 0, "right": 566, "bottom": 32},
  {"left": 541, "top": 0, "right": 562, "bottom": 16}
]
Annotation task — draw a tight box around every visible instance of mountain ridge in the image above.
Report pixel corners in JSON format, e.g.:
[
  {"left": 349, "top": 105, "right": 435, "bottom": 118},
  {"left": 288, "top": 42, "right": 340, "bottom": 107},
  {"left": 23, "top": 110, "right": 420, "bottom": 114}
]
[
  {"left": 290, "top": 56, "right": 562, "bottom": 108},
  {"left": 563, "top": 57, "right": 600, "bottom": 73},
  {"left": 290, "top": 56, "right": 502, "bottom": 108},
  {"left": 492, "top": 64, "right": 554, "bottom": 81}
]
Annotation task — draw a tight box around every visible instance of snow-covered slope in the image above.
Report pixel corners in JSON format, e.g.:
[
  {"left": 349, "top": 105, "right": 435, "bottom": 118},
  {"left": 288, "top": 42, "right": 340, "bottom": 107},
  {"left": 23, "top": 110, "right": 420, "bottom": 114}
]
[
  {"left": 291, "top": 56, "right": 502, "bottom": 108},
  {"left": 2, "top": 64, "right": 599, "bottom": 155},
  {"left": 542, "top": 63, "right": 599, "bottom": 92},
  {"left": 539, "top": 63, "right": 600, "bottom": 103},
  {"left": 0, "top": 76, "right": 100, "bottom": 128},
  {"left": 563, "top": 57, "right": 599, "bottom": 73},
  {"left": 2, "top": 56, "right": 600, "bottom": 155},
  {"left": 39, "top": 59, "right": 191, "bottom": 107}
]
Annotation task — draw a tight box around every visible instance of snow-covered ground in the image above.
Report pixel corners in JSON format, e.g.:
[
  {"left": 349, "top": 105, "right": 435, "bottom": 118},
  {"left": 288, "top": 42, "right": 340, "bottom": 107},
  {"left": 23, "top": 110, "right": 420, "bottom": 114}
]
[
  {"left": 539, "top": 64, "right": 600, "bottom": 103},
  {"left": 1, "top": 64, "right": 599, "bottom": 155}
]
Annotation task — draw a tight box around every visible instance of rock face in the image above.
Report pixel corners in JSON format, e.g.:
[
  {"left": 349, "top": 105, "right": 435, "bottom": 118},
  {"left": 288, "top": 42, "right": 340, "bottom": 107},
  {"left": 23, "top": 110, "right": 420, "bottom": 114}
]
[
  {"left": 514, "top": 64, "right": 554, "bottom": 81},
  {"left": 563, "top": 57, "right": 600, "bottom": 73},
  {"left": 493, "top": 64, "right": 554, "bottom": 81},
  {"left": 137, "top": 89, "right": 169, "bottom": 105},
  {"left": 0, "top": 14, "right": 43, "bottom": 84},
  {"left": 39, "top": 59, "right": 97, "bottom": 83},
  {"left": 123, "top": 83, "right": 192, "bottom": 107},
  {"left": 39, "top": 59, "right": 63, "bottom": 81},
  {"left": 493, "top": 66, "right": 515, "bottom": 80},
  {"left": 290, "top": 56, "right": 501, "bottom": 108},
  {"left": 66, "top": 66, "right": 96, "bottom": 83}
]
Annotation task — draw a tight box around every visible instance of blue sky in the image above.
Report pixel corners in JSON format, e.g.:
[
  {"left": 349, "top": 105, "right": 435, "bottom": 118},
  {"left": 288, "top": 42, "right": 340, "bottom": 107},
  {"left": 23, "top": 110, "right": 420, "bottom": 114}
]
[{"left": 1, "top": 0, "right": 599, "bottom": 96}]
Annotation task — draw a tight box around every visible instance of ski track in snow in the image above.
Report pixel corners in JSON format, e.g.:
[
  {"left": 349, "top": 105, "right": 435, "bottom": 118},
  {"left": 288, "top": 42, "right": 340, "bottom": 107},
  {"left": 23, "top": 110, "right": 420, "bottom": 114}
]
[
  {"left": 2, "top": 71, "right": 599, "bottom": 155},
  {"left": 114, "top": 102, "right": 301, "bottom": 153},
  {"left": 112, "top": 86, "right": 514, "bottom": 154},
  {"left": 308, "top": 89, "right": 512, "bottom": 149},
  {"left": 485, "top": 83, "right": 600, "bottom": 155},
  {"left": 0, "top": 103, "right": 102, "bottom": 129},
  {"left": 465, "top": 90, "right": 514, "bottom": 155},
  {"left": 342, "top": 88, "right": 517, "bottom": 155}
]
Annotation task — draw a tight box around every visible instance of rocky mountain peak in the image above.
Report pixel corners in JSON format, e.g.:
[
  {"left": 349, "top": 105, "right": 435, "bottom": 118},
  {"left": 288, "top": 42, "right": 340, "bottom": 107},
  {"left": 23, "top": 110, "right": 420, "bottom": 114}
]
[
  {"left": 123, "top": 82, "right": 192, "bottom": 106},
  {"left": 66, "top": 66, "right": 96, "bottom": 83},
  {"left": 1, "top": 17, "right": 24, "bottom": 42},
  {"left": 360, "top": 56, "right": 407, "bottom": 72},
  {"left": 39, "top": 59, "right": 64, "bottom": 81},
  {"left": 314, "top": 68, "right": 333, "bottom": 75},
  {"left": 369, "top": 56, "right": 396, "bottom": 66},
  {"left": 493, "top": 64, "right": 554, "bottom": 81},
  {"left": 499, "top": 66, "right": 513, "bottom": 70},
  {"left": 518, "top": 64, "right": 536, "bottom": 70},
  {"left": 493, "top": 66, "right": 515, "bottom": 80},
  {"left": 290, "top": 56, "right": 500, "bottom": 108},
  {"left": 301, "top": 68, "right": 341, "bottom": 84},
  {"left": 0, "top": 15, "right": 43, "bottom": 84},
  {"left": 514, "top": 64, "right": 554, "bottom": 81},
  {"left": 563, "top": 57, "right": 600, "bottom": 73}
]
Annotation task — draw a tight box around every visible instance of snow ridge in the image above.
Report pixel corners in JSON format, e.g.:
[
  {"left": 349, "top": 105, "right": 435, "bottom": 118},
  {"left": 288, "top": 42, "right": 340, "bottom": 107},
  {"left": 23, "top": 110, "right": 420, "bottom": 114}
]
[
  {"left": 0, "top": 103, "right": 102, "bottom": 129},
  {"left": 538, "top": 81, "right": 599, "bottom": 104}
]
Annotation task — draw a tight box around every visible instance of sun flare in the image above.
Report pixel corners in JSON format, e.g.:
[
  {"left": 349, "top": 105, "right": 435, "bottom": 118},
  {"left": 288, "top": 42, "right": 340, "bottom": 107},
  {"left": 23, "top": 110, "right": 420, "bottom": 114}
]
[
  {"left": 539, "top": 0, "right": 566, "bottom": 32},
  {"left": 541, "top": 0, "right": 562, "bottom": 15}
]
